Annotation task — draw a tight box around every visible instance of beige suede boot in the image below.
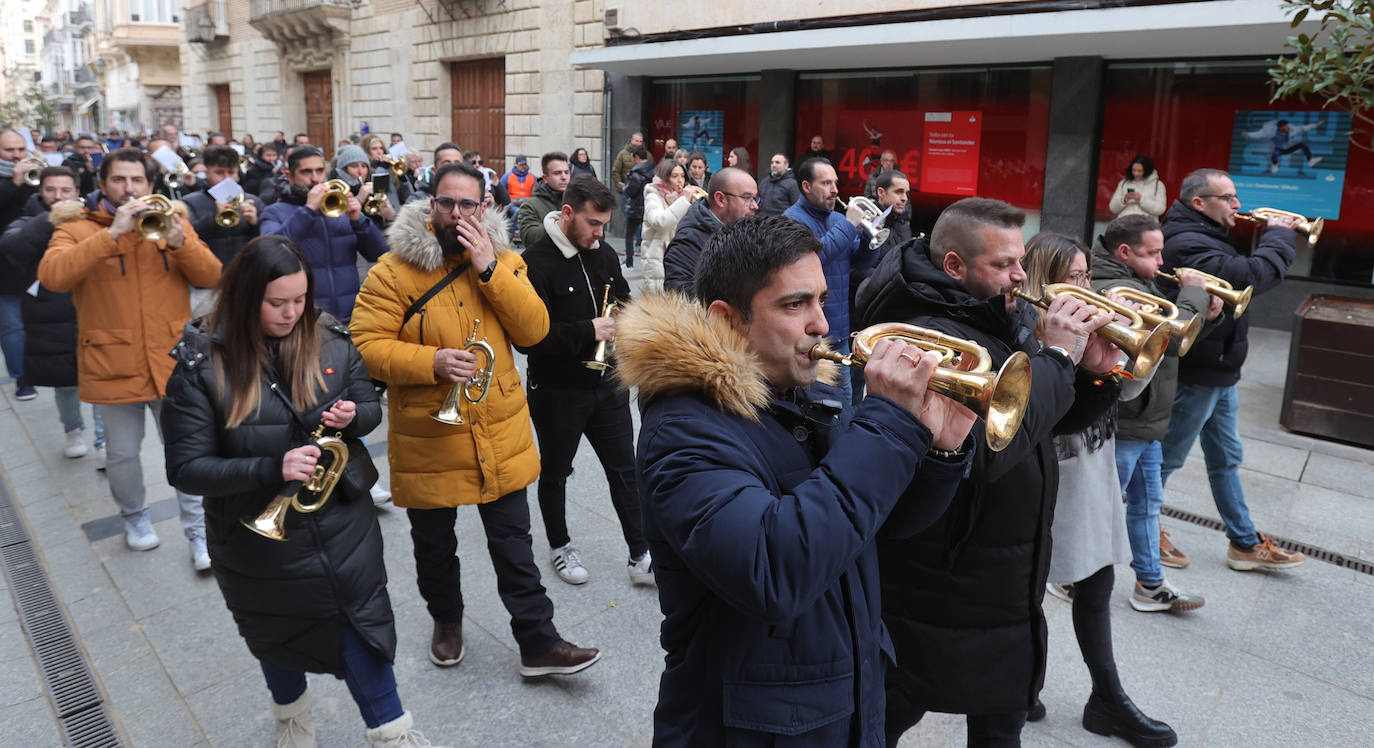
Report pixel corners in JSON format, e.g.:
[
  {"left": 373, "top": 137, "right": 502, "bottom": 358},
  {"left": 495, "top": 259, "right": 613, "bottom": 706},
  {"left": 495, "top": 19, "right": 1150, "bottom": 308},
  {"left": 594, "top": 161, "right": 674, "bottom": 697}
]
[{"left": 270, "top": 686, "right": 316, "bottom": 748}]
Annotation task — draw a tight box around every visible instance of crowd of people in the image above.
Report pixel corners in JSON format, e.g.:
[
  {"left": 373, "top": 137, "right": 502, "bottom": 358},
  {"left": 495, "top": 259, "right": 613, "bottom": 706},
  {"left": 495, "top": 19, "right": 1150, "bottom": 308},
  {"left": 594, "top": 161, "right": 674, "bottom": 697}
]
[{"left": 0, "top": 122, "right": 1309, "bottom": 748}]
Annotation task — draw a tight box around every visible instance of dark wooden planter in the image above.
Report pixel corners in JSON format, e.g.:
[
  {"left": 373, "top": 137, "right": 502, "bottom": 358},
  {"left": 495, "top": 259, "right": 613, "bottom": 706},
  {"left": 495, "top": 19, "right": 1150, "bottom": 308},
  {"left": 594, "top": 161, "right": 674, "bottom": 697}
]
[{"left": 1280, "top": 295, "right": 1374, "bottom": 448}]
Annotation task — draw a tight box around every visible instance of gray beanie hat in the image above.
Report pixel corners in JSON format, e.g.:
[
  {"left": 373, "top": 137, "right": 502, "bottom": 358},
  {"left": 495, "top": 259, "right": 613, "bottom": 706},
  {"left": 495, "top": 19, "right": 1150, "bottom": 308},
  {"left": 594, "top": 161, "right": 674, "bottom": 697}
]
[{"left": 335, "top": 144, "right": 368, "bottom": 170}]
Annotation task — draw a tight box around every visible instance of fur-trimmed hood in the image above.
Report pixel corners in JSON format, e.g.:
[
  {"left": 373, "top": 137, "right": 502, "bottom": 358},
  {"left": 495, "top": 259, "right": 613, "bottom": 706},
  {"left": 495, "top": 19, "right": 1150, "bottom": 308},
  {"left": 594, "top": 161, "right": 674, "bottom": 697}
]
[
  {"left": 385, "top": 200, "right": 511, "bottom": 273},
  {"left": 614, "top": 291, "right": 838, "bottom": 422}
]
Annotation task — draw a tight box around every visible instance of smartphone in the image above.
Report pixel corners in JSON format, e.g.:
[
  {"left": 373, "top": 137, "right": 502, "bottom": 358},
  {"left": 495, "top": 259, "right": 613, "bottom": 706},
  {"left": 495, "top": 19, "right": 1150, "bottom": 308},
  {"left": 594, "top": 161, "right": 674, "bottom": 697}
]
[
  {"left": 371, "top": 172, "right": 391, "bottom": 194},
  {"left": 1126, "top": 187, "right": 1136, "bottom": 193}
]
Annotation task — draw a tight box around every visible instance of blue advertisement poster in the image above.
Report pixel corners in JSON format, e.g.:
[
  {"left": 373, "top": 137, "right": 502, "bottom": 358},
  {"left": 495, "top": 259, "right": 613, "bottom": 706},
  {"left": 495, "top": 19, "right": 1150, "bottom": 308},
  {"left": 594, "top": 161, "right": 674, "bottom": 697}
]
[
  {"left": 678, "top": 110, "right": 724, "bottom": 173},
  {"left": 1228, "top": 110, "right": 1351, "bottom": 220}
]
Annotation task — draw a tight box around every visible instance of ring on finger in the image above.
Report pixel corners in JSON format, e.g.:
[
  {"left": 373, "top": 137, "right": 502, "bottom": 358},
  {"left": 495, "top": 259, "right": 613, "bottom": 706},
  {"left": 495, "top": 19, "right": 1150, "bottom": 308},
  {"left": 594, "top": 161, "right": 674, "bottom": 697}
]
[{"left": 899, "top": 352, "right": 921, "bottom": 366}]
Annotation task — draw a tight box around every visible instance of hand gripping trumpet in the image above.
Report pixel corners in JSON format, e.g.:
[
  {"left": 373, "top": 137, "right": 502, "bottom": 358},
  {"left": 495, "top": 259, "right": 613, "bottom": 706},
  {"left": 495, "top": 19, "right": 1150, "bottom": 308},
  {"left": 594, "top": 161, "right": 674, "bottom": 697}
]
[
  {"left": 432, "top": 319, "right": 497, "bottom": 425},
  {"left": 583, "top": 284, "right": 618, "bottom": 372},
  {"left": 136, "top": 194, "right": 177, "bottom": 241},
  {"left": 835, "top": 195, "right": 891, "bottom": 250},
  {"left": 809, "top": 323, "right": 1032, "bottom": 452},
  {"left": 1154, "top": 269, "right": 1252, "bottom": 319},
  {"left": 1011, "top": 283, "right": 1170, "bottom": 379},
  {"left": 1236, "top": 207, "right": 1324, "bottom": 248},
  {"left": 1099, "top": 285, "right": 1203, "bottom": 356},
  {"left": 320, "top": 179, "right": 352, "bottom": 218},
  {"left": 241, "top": 420, "right": 349, "bottom": 542}
]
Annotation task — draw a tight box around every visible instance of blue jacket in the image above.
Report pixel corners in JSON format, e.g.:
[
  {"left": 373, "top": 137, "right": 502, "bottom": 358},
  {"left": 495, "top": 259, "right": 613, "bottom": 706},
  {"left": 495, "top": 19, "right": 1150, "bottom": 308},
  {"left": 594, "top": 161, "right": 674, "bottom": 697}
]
[
  {"left": 615, "top": 292, "right": 972, "bottom": 747},
  {"left": 784, "top": 197, "right": 869, "bottom": 340},
  {"left": 260, "top": 190, "right": 388, "bottom": 323}
]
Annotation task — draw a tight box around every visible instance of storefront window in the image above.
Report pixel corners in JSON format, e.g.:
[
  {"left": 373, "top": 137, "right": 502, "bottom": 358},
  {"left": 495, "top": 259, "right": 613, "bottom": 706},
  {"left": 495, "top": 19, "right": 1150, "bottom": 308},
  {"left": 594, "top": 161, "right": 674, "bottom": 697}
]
[
  {"left": 795, "top": 66, "right": 1051, "bottom": 236},
  {"left": 1097, "top": 60, "right": 1373, "bottom": 287},
  {"left": 648, "top": 76, "right": 760, "bottom": 174}
]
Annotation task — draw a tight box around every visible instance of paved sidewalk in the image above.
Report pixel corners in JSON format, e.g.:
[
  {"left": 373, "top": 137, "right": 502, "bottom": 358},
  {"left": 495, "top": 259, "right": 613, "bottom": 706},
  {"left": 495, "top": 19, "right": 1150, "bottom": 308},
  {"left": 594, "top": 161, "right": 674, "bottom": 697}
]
[{"left": 2, "top": 298, "right": 1372, "bottom": 746}]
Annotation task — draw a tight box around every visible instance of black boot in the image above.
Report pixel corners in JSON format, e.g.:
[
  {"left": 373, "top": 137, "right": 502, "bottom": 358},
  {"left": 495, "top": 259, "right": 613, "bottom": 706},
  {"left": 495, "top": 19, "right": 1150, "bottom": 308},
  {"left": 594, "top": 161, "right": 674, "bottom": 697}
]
[
  {"left": 1026, "top": 698, "right": 1046, "bottom": 722},
  {"left": 1082, "top": 690, "right": 1177, "bottom": 747}
]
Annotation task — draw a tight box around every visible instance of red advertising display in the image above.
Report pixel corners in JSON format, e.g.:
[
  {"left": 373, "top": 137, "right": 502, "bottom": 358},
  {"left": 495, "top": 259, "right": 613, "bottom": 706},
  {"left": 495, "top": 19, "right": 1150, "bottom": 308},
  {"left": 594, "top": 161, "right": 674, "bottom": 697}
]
[{"left": 921, "top": 111, "right": 982, "bottom": 196}]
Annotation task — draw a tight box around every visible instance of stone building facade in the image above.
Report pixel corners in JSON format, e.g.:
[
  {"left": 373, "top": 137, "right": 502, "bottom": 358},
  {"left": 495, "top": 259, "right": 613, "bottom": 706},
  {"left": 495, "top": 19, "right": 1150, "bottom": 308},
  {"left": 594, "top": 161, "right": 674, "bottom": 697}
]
[{"left": 180, "top": 0, "right": 608, "bottom": 175}]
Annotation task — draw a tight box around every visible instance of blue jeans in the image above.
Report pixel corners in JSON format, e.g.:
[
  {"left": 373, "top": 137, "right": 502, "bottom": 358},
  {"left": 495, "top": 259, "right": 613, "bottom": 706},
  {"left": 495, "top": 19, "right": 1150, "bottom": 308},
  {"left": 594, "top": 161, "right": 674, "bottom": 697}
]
[
  {"left": 1160, "top": 383, "right": 1259, "bottom": 547},
  {"left": 0, "top": 294, "right": 23, "bottom": 380},
  {"left": 54, "top": 387, "right": 106, "bottom": 446},
  {"left": 1116, "top": 439, "right": 1164, "bottom": 586},
  {"left": 259, "top": 627, "right": 403, "bottom": 729}
]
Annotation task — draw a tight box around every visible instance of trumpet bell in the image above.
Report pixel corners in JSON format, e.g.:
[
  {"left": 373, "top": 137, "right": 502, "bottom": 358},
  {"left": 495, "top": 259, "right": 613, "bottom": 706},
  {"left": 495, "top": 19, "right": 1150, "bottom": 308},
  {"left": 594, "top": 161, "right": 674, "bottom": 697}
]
[
  {"left": 22, "top": 158, "right": 46, "bottom": 187},
  {"left": 390, "top": 158, "right": 407, "bottom": 178},
  {"left": 431, "top": 385, "right": 466, "bottom": 425},
  {"left": 977, "top": 352, "right": 1033, "bottom": 452},
  {"left": 241, "top": 493, "right": 292, "bottom": 541},
  {"left": 136, "top": 194, "right": 175, "bottom": 241},
  {"left": 320, "top": 179, "right": 351, "bottom": 218},
  {"left": 1166, "top": 313, "right": 1203, "bottom": 356}
]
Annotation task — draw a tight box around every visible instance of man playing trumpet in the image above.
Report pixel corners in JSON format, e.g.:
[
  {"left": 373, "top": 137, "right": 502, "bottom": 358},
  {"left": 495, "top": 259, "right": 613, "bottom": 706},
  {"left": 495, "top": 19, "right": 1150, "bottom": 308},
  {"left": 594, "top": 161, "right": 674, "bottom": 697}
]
[
  {"left": 0, "top": 129, "right": 42, "bottom": 401},
  {"left": 38, "top": 147, "right": 222, "bottom": 568},
  {"left": 351, "top": 162, "right": 602, "bottom": 679},
  {"left": 1157, "top": 168, "right": 1305, "bottom": 571},
  {"left": 854, "top": 197, "right": 1121, "bottom": 745},
  {"left": 516, "top": 175, "right": 648, "bottom": 587},
  {"left": 618, "top": 214, "right": 976, "bottom": 745}
]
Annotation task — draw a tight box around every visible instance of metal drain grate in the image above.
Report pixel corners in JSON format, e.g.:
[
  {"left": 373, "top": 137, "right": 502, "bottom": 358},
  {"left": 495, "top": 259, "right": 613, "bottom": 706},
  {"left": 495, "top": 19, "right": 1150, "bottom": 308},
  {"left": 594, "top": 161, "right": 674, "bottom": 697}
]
[
  {"left": 1161, "top": 504, "right": 1374, "bottom": 576},
  {"left": 0, "top": 482, "right": 123, "bottom": 747}
]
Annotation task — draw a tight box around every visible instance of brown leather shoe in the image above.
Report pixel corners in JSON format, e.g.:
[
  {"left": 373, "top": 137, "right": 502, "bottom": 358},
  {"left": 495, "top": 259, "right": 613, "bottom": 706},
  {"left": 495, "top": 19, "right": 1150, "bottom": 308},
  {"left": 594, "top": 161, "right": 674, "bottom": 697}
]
[
  {"left": 429, "top": 621, "right": 465, "bottom": 667},
  {"left": 518, "top": 640, "right": 601, "bottom": 677},
  {"left": 1159, "top": 528, "right": 1190, "bottom": 569}
]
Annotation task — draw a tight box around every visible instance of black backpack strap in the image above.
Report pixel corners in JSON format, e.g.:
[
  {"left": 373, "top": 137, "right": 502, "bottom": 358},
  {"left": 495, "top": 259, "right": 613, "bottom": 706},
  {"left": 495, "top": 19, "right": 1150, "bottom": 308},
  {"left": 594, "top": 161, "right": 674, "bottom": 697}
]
[{"left": 402, "top": 262, "right": 470, "bottom": 329}]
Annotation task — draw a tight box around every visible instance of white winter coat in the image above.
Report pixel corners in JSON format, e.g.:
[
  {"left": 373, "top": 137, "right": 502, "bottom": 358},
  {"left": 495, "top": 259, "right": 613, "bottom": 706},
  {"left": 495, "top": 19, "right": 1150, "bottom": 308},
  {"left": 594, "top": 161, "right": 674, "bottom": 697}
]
[
  {"left": 640, "top": 183, "right": 691, "bottom": 293},
  {"left": 1109, "top": 172, "right": 1167, "bottom": 218}
]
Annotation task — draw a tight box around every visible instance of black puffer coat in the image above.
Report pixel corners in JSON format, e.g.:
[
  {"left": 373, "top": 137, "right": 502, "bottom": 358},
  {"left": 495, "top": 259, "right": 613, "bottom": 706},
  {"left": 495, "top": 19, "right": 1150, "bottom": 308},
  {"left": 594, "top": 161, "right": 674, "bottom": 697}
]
[
  {"left": 240, "top": 158, "right": 279, "bottom": 203},
  {"left": 0, "top": 194, "right": 77, "bottom": 387},
  {"left": 0, "top": 178, "right": 38, "bottom": 295},
  {"left": 161, "top": 318, "right": 393, "bottom": 675},
  {"left": 853, "top": 237, "right": 1120, "bottom": 716},
  {"left": 662, "top": 198, "right": 724, "bottom": 295},
  {"left": 1160, "top": 200, "right": 1297, "bottom": 388}
]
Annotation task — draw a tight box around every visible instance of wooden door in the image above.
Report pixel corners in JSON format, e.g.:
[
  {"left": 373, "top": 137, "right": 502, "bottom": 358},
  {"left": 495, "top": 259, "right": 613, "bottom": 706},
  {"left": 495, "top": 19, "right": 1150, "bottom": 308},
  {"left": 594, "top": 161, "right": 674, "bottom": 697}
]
[
  {"left": 450, "top": 58, "right": 505, "bottom": 173},
  {"left": 304, "top": 70, "right": 334, "bottom": 159},
  {"left": 213, "top": 84, "right": 232, "bottom": 138}
]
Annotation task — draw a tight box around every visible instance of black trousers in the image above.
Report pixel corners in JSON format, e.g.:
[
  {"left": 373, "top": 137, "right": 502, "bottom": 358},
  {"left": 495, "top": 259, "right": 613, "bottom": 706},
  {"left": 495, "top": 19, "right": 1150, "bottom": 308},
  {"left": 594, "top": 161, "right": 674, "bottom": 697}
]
[
  {"left": 406, "top": 489, "right": 560, "bottom": 658},
  {"left": 527, "top": 380, "right": 647, "bottom": 558},
  {"left": 886, "top": 706, "right": 1028, "bottom": 748}
]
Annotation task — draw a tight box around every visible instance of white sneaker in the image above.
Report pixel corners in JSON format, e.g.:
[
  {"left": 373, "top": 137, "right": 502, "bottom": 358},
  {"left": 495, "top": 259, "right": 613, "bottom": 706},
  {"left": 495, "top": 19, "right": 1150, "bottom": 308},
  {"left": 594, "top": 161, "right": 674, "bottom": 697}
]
[
  {"left": 628, "top": 551, "right": 654, "bottom": 585},
  {"left": 370, "top": 483, "right": 392, "bottom": 506},
  {"left": 63, "top": 429, "right": 89, "bottom": 458},
  {"left": 124, "top": 515, "right": 160, "bottom": 551},
  {"left": 190, "top": 536, "right": 211, "bottom": 571},
  {"left": 271, "top": 686, "right": 316, "bottom": 748},
  {"left": 1307, "top": 156, "right": 1323, "bottom": 167},
  {"left": 550, "top": 544, "right": 589, "bottom": 585}
]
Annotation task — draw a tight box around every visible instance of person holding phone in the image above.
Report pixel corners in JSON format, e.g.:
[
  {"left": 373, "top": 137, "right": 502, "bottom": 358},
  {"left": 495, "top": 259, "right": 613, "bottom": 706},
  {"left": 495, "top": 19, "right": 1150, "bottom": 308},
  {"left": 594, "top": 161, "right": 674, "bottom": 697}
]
[{"left": 1110, "top": 155, "right": 1167, "bottom": 218}]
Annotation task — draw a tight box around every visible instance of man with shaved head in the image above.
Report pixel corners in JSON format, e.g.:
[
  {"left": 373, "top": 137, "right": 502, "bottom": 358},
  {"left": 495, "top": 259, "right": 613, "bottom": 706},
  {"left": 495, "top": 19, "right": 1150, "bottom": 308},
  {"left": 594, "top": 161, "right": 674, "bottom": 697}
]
[{"left": 661, "top": 166, "right": 759, "bottom": 294}]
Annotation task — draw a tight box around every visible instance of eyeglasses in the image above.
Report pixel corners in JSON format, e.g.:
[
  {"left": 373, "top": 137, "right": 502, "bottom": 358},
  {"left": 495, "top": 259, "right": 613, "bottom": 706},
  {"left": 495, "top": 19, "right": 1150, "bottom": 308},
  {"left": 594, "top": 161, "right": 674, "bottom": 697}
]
[
  {"left": 1200, "top": 193, "right": 1239, "bottom": 203},
  {"left": 434, "top": 197, "right": 480, "bottom": 216},
  {"left": 720, "top": 191, "right": 759, "bottom": 205},
  {"left": 1067, "top": 270, "right": 1090, "bottom": 283}
]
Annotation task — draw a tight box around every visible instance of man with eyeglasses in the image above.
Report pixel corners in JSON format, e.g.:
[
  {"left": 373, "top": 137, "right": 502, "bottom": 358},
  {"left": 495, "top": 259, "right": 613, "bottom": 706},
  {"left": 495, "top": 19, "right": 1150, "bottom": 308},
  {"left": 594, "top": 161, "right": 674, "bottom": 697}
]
[
  {"left": 351, "top": 162, "right": 603, "bottom": 679},
  {"left": 662, "top": 166, "right": 759, "bottom": 294},
  {"left": 259, "top": 146, "right": 387, "bottom": 324},
  {"left": 784, "top": 157, "right": 875, "bottom": 403},
  {"left": 1157, "top": 168, "right": 1305, "bottom": 572}
]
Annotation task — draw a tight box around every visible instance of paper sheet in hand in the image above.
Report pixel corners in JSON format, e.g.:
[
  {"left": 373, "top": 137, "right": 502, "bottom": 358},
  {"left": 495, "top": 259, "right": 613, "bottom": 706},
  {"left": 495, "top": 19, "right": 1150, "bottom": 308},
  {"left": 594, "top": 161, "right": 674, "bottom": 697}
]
[
  {"left": 43, "top": 153, "right": 65, "bottom": 166},
  {"left": 208, "top": 178, "right": 244, "bottom": 204},
  {"left": 151, "top": 146, "right": 184, "bottom": 172},
  {"left": 389, "top": 142, "right": 409, "bottom": 159}
]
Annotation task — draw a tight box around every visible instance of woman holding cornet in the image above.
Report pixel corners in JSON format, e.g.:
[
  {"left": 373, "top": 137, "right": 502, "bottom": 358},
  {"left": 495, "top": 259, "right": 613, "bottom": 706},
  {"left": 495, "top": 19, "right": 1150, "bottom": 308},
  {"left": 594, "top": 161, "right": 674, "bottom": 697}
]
[
  {"left": 161, "top": 236, "right": 442, "bottom": 747},
  {"left": 1021, "top": 232, "right": 1180, "bottom": 748}
]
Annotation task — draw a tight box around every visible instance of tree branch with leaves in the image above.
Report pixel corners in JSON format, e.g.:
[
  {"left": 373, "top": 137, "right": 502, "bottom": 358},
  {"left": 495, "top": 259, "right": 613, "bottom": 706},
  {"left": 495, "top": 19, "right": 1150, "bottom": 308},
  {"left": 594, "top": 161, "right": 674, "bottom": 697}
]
[{"left": 1270, "top": 0, "right": 1374, "bottom": 151}]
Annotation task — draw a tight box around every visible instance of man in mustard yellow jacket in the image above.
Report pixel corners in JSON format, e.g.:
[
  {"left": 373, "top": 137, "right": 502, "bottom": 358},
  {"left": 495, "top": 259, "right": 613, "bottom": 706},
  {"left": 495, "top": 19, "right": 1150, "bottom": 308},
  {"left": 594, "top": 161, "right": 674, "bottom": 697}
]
[
  {"left": 38, "top": 148, "right": 222, "bottom": 569},
  {"left": 351, "top": 162, "right": 601, "bottom": 678}
]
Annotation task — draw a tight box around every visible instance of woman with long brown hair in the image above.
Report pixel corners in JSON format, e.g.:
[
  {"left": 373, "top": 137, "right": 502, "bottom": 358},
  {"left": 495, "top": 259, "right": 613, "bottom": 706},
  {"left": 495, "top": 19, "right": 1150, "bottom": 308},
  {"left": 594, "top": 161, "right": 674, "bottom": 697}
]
[
  {"left": 1021, "top": 232, "right": 1180, "bottom": 748},
  {"left": 161, "top": 236, "right": 442, "bottom": 747},
  {"left": 640, "top": 159, "right": 699, "bottom": 292}
]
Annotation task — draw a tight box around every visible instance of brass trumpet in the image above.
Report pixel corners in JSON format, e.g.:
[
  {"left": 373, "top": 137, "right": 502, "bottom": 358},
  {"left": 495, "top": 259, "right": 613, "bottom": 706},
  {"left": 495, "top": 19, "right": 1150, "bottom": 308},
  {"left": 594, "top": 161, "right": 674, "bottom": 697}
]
[
  {"left": 386, "top": 157, "right": 408, "bottom": 178},
  {"left": 1101, "top": 286, "right": 1203, "bottom": 356},
  {"left": 363, "top": 175, "right": 389, "bottom": 217},
  {"left": 685, "top": 185, "right": 708, "bottom": 201},
  {"left": 584, "top": 284, "right": 617, "bottom": 372},
  {"left": 215, "top": 193, "right": 245, "bottom": 228},
  {"left": 1237, "top": 207, "right": 1324, "bottom": 248},
  {"left": 1011, "top": 283, "right": 1170, "bottom": 379},
  {"left": 136, "top": 194, "right": 177, "bottom": 241},
  {"left": 164, "top": 161, "right": 192, "bottom": 189},
  {"left": 836, "top": 195, "right": 890, "bottom": 250},
  {"left": 320, "top": 179, "right": 352, "bottom": 218},
  {"left": 238, "top": 155, "right": 249, "bottom": 175},
  {"left": 241, "top": 422, "right": 349, "bottom": 542},
  {"left": 809, "top": 323, "right": 1032, "bottom": 452},
  {"left": 20, "top": 154, "right": 47, "bottom": 187},
  {"left": 432, "top": 319, "right": 497, "bottom": 425},
  {"left": 1155, "top": 269, "right": 1252, "bottom": 319}
]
